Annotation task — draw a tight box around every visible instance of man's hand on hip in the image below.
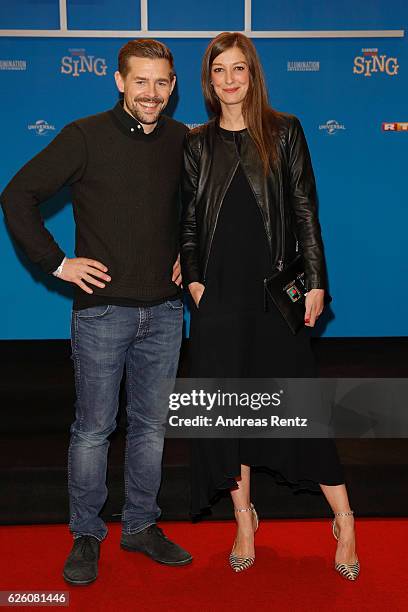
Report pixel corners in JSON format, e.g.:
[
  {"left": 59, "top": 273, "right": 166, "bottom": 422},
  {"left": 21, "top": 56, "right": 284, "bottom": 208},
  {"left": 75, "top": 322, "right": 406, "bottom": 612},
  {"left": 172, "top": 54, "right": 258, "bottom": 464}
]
[{"left": 58, "top": 258, "right": 111, "bottom": 294}]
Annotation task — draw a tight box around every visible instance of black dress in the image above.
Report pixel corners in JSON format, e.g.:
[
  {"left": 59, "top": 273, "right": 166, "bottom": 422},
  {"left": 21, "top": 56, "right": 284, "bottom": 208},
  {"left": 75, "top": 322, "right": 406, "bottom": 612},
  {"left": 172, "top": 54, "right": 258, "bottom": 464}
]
[{"left": 189, "top": 128, "right": 344, "bottom": 516}]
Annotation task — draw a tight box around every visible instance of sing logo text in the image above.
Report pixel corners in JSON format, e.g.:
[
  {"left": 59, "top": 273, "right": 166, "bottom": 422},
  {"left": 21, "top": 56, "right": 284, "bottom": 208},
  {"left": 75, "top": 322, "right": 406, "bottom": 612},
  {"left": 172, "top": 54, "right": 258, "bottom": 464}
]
[
  {"left": 353, "top": 48, "right": 399, "bottom": 77},
  {"left": 61, "top": 49, "right": 107, "bottom": 77}
]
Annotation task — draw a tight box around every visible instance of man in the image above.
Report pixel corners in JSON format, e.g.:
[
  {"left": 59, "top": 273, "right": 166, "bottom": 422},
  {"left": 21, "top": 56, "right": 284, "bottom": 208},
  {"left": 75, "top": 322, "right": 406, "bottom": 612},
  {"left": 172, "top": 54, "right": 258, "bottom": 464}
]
[{"left": 1, "top": 39, "right": 192, "bottom": 585}]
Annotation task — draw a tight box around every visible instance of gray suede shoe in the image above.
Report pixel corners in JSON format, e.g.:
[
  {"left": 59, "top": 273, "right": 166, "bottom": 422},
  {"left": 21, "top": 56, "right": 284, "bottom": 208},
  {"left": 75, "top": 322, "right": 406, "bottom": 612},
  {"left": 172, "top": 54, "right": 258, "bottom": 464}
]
[
  {"left": 121, "top": 525, "right": 192, "bottom": 566},
  {"left": 63, "top": 535, "right": 100, "bottom": 585}
]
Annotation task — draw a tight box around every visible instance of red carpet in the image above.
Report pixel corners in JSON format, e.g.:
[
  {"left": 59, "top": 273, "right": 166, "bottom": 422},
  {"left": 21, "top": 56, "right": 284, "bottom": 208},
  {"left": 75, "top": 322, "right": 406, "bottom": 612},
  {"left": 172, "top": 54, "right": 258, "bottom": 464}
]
[{"left": 0, "top": 519, "right": 406, "bottom": 611}]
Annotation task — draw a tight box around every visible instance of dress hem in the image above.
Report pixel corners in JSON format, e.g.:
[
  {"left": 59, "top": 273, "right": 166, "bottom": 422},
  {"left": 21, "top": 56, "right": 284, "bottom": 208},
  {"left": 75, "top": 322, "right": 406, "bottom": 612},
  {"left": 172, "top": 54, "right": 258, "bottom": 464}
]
[{"left": 191, "top": 465, "right": 345, "bottom": 518}]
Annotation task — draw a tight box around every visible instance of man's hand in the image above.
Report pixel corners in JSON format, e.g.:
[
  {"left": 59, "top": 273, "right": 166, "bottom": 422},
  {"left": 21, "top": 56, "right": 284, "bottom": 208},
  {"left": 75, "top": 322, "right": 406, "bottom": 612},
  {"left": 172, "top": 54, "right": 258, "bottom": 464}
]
[
  {"left": 189, "top": 282, "right": 205, "bottom": 307},
  {"left": 58, "top": 258, "right": 111, "bottom": 294},
  {"left": 172, "top": 255, "right": 182, "bottom": 286},
  {"left": 304, "top": 289, "right": 325, "bottom": 327}
]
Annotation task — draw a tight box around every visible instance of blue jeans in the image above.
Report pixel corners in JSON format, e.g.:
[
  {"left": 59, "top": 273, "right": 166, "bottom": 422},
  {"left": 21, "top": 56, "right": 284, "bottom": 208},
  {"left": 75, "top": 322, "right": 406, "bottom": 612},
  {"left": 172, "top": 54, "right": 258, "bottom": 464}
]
[{"left": 68, "top": 301, "right": 183, "bottom": 541}]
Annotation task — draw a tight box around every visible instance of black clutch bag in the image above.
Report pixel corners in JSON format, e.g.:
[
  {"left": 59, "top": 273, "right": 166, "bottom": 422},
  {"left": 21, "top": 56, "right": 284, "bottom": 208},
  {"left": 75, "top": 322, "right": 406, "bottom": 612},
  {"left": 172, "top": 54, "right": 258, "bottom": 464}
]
[{"left": 264, "top": 255, "right": 332, "bottom": 335}]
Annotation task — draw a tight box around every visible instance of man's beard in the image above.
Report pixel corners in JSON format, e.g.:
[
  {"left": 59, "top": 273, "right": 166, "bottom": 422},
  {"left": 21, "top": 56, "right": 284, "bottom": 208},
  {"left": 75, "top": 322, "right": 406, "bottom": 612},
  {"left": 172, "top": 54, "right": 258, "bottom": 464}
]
[{"left": 128, "top": 96, "right": 165, "bottom": 125}]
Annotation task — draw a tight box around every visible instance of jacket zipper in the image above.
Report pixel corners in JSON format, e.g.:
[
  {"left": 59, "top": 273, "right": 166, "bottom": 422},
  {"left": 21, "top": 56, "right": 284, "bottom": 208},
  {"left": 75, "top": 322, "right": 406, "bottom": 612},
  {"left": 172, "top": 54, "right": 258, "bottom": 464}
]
[
  {"left": 263, "top": 165, "right": 285, "bottom": 312},
  {"left": 203, "top": 159, "right": 240, "bottom": 281},
  {"left": 242, "top": 168, "right": 274, "bottom": 268},
  {"left": 243, "top": 165, "right": 281, "bottom": 314},
  {"left": 277, "top": 164, "right": 285, "bottom": 271}
]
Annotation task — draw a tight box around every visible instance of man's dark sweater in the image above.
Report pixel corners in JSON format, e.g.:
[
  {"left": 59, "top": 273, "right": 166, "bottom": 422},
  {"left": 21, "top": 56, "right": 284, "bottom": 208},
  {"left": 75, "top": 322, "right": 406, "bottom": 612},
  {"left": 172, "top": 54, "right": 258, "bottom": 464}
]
[{"left": 0, "top": 102, "right": 188, "bottom": 309}]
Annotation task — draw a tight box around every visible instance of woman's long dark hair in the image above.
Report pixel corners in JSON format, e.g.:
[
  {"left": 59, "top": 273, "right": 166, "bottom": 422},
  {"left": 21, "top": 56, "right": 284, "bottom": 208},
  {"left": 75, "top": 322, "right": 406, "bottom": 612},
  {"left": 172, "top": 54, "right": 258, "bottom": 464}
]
[{"left": 202, "top": 32, "right": 280, "bottom": 173}]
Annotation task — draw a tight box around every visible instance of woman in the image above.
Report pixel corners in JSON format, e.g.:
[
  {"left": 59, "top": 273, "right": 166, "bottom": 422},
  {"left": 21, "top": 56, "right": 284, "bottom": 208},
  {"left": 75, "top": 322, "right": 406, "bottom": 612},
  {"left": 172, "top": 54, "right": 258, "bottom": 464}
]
[{"left": 180, "top": 32, "right": 359, "bottom": 579}]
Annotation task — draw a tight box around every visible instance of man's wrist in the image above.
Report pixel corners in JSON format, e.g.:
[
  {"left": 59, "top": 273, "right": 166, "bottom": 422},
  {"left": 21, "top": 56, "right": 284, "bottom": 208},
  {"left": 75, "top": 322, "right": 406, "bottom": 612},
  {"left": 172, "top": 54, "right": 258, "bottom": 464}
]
[{"left": 52, "top": 257, "right": 67, "bottom": 278}]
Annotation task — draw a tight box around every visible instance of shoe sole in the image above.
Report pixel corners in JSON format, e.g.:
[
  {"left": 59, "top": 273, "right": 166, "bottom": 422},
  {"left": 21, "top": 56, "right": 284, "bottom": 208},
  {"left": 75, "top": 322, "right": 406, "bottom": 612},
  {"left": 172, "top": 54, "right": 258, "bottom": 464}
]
[
  {"left": 62, "top": 572, "right": 97, "bottom": 586},
  {"left": 120, "top": 544, "right": 193, "bottom": 566}
]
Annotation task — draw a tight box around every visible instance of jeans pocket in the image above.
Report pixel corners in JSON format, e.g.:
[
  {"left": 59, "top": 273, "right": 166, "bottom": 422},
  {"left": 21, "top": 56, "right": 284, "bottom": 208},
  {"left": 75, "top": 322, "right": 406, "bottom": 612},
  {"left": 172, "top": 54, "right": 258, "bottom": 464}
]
[
  {"left": 74, "top": 305, "right": 112, "bottom": 319},
  {"left": 165, "top": 299, "right": 183, "bottom": 310}
]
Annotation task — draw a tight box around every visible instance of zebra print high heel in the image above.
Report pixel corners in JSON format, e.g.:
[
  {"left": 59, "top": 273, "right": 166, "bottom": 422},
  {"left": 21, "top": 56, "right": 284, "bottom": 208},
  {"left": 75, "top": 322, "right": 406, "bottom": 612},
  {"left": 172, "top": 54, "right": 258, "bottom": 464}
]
[
  {"left": 332, "top": 510, "right": 360, "bottom": 581},
  {"left": 229, "top": 503, "right": 259, "bottom": 573}
]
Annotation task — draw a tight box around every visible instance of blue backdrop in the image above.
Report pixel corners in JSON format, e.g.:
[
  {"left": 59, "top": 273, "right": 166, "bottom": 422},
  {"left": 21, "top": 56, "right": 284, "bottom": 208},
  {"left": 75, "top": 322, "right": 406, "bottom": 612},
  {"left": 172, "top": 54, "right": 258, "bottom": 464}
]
[{"left": 0, "top": 1, "right": 407, "bottom": 338}]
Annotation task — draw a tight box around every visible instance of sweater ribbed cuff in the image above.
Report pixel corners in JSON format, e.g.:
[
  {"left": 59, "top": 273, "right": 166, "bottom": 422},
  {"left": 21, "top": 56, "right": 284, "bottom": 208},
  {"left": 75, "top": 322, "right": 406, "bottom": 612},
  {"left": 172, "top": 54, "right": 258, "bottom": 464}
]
[{"left": 40, "top": 249, "right": 66, "bottom": 275}]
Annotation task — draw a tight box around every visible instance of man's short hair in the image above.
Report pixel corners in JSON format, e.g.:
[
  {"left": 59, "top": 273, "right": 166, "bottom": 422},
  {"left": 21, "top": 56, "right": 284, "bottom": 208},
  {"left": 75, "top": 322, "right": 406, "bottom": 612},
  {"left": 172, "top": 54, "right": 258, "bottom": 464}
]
[{"left": 118, "top": 39, "right": 175, "bottom": 78}]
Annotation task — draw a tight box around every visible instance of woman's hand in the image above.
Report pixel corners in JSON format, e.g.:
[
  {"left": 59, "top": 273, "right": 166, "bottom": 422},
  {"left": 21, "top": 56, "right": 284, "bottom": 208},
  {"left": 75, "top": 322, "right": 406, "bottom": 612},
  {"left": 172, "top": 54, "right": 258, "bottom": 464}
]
[
  {"left": 172, "top": 255, "right": 182, "bottom": 287},
  {"left": 304, "top": 289, "right": 325, "bottom": 327},
  {"left": 189, "top": 282, "right": 205, "bottom": 307}
]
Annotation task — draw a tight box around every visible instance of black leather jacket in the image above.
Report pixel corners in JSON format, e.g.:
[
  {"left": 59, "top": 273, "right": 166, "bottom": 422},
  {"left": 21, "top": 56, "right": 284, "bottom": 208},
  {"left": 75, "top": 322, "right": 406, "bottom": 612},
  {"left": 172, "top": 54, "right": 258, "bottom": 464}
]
[{"left": 180, "top": 114, "right": 327, "bottom": 290}]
